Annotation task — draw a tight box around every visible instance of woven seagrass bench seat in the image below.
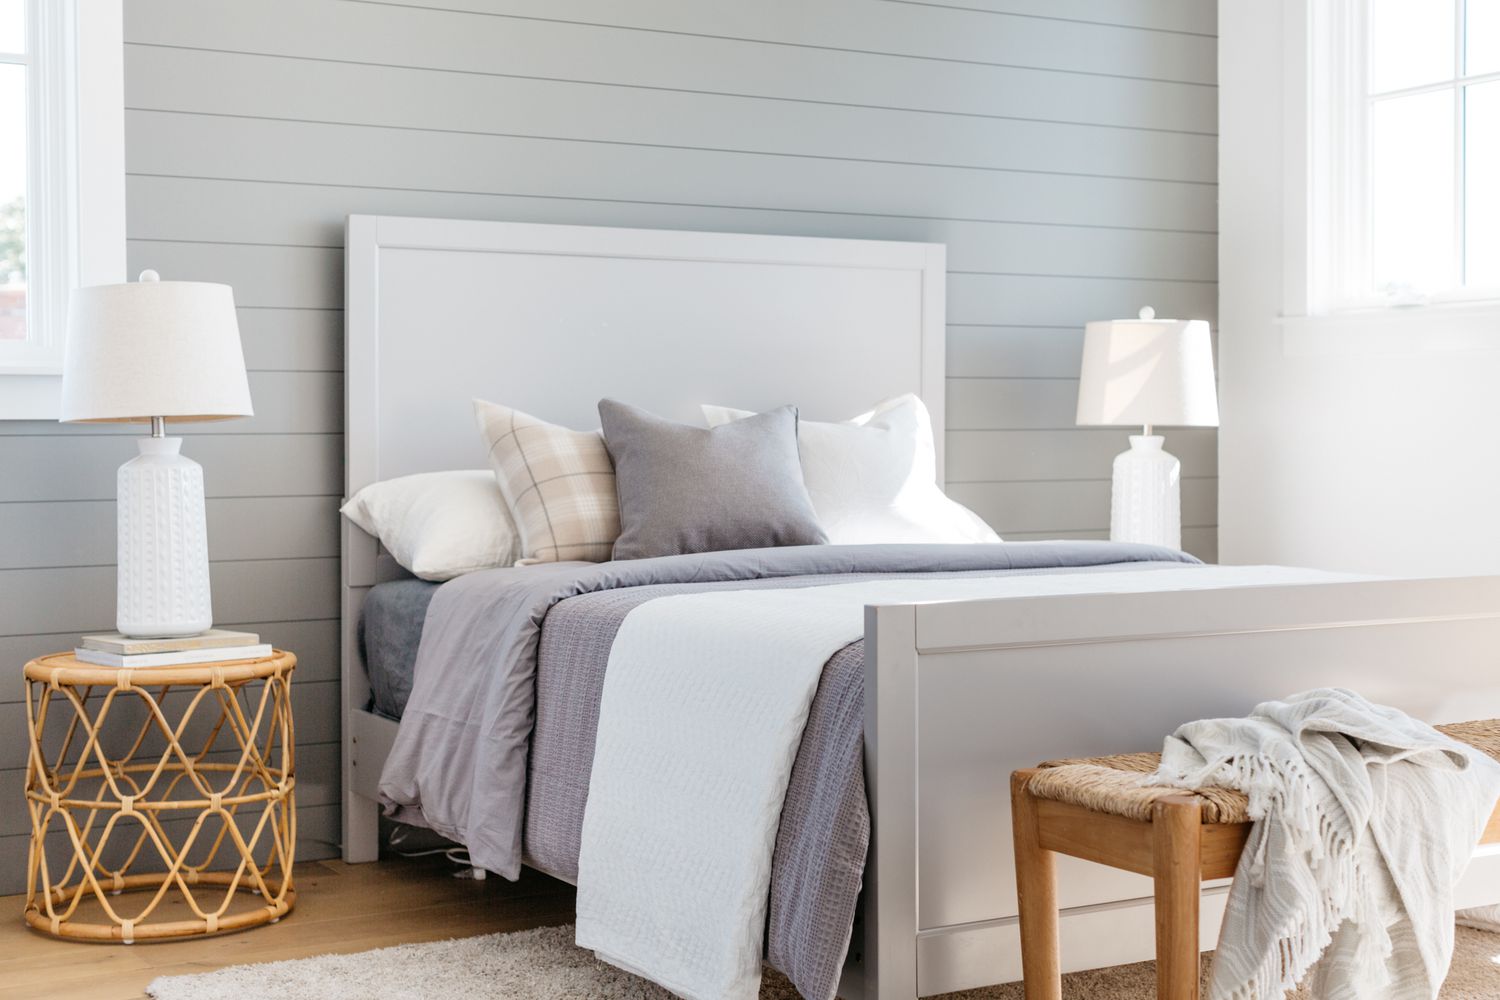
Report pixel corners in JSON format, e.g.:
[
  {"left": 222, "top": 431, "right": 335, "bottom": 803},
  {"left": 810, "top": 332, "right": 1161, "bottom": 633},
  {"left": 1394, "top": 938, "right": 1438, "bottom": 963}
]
[
  {"left": 1009, "top": 719, "right": 1500, "bottom": 1000},
  {"left": 1026, "top": 720, "right": 1500, "bottom": 826}
]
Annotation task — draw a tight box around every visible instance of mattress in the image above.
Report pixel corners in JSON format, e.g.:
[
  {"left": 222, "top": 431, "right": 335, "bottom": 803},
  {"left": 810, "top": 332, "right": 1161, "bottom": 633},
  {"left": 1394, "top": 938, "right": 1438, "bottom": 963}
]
[{"left": 358, "top": 577, "right": 440, "bottom": 720}]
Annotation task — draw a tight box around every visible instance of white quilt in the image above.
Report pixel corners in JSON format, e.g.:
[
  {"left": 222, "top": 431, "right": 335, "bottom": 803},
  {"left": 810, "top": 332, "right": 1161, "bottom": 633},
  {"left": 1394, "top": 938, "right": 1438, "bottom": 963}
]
[{"left": 575, "top": 565, "right": 1355, "bottom": 1000}]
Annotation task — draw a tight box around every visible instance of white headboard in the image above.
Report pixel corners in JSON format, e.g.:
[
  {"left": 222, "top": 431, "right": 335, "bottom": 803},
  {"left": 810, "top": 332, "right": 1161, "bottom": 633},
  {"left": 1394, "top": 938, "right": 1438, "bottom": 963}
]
[{"left": 344, "top": 215, "right": 946, "bottom": 587}]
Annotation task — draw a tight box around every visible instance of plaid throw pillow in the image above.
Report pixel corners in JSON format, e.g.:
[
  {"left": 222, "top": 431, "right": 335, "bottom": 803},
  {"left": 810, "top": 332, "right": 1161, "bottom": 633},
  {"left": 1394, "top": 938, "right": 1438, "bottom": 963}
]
[{"left": 474, "top": 399, "right": 620, "bottom": 563}]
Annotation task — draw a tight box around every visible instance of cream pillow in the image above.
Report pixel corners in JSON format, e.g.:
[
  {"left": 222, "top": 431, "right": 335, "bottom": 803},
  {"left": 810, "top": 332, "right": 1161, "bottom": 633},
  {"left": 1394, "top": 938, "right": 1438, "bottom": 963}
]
[
  {"left": 474, "top": 399, "right": 620, "bottom": 563},
  {"left": 340, "top": 470, "right": 518, "bottom": 581},
  {"left": 702, "top": 394, "right": 1000, "bottom": 545}
]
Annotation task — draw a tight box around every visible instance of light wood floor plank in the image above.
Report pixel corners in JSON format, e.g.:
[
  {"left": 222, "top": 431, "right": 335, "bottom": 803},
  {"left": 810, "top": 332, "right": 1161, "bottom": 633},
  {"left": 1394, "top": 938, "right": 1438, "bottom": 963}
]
[{"left": 0, "top": 856, "right": 577, "bottom": 1000}]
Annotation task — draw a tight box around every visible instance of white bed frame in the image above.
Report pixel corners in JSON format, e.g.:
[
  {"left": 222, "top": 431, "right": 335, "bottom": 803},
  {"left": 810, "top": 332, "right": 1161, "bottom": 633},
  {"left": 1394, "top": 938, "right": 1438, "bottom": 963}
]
[{"left": 341, "top": 215, "right": 1500, "bottom": 999}]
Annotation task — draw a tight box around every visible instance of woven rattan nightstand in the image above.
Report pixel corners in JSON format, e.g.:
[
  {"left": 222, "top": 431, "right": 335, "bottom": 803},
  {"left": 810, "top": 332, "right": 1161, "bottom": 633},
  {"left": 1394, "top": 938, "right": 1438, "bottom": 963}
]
[{"left": 22, "top": 650, "right": 297, "bottom": 942}]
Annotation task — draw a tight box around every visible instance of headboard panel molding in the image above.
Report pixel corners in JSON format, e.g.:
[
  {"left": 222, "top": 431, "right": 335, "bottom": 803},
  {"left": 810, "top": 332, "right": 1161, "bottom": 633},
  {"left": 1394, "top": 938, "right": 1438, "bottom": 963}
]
[{"left": 344, "top": 215, "right": 946, "bottom": 587}]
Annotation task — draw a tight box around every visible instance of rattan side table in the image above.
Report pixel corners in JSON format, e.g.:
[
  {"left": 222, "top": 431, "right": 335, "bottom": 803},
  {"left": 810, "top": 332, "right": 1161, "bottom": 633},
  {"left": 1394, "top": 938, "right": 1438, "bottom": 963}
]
[{"left": 23, "top": 650, "right": 297, "bottom": 943}]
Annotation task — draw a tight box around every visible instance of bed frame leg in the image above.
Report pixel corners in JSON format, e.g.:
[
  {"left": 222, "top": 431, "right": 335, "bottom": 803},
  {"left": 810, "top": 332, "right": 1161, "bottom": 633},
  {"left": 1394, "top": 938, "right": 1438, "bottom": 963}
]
[
  {"left": 863, "top": 605, "right": 921, "bottom": 1000},
  {"left": 343, "top": 789, "right": 381, "bottom": 863}
]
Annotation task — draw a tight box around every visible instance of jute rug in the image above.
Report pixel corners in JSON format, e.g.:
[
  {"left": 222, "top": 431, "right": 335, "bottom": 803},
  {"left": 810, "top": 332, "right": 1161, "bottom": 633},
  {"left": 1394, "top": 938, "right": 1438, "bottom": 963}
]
[{"left": 146, "top": 922, "right": 1500, "bottom": 1000}]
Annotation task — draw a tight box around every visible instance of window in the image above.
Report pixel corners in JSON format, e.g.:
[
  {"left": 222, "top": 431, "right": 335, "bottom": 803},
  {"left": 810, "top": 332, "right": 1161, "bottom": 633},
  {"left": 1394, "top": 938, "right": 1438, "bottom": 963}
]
[
  {"left": 0, "top": 0, "right": 122, "bottom": 417},
  {"left": 1308, "top": 0, "right": 1500, "bottom": 312}
]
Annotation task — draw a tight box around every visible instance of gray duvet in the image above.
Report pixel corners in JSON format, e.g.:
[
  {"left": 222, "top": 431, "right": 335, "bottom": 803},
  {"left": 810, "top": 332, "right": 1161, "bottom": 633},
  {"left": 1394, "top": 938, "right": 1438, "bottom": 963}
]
[{"left": 379, "top": 541, "right": 1199, "bottom": 1000}]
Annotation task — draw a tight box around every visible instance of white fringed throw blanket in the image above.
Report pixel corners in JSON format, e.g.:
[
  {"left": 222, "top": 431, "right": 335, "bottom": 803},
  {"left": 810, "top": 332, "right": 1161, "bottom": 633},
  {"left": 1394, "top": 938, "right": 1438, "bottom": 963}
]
[{"left": 1153, "top": 689, "right": 1500, "bottom": 1000}]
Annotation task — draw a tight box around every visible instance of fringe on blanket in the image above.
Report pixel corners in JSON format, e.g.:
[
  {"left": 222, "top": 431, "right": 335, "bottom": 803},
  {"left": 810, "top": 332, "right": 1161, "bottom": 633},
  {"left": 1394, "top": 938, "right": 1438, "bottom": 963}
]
[{"left": 1149, "top": 751, "right": 1394, "bottom": 1000}]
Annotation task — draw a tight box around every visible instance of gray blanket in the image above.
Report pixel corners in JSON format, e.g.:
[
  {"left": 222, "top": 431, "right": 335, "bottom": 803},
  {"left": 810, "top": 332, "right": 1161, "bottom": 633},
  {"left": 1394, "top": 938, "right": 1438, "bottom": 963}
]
[{"left": 379, "top": 541, "right": 1199, "bottom": 999}]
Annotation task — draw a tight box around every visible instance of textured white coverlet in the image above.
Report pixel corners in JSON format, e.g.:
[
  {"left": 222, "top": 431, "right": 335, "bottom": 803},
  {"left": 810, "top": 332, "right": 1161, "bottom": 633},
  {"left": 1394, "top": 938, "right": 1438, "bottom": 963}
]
[{"left": 575, "top": 565, "right": 1356, "bottom": 1000}]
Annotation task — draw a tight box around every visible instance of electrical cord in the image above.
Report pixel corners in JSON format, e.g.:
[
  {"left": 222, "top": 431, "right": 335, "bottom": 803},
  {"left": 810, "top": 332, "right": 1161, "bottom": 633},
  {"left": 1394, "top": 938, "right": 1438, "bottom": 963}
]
[{"left": 387, "top": 825, "right": 486, "bottom": 878}]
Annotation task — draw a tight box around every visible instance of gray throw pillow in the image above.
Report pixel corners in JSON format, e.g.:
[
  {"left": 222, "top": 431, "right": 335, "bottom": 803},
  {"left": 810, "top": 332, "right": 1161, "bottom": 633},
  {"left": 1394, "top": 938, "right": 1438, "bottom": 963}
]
[{"left": 599, "top": 399, "right": 828, "bottom": 560}]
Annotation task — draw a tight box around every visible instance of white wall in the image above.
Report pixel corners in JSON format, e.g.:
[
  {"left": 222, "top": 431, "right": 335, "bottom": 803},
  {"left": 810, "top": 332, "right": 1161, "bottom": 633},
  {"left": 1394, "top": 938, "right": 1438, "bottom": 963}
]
[{"left": 1218, "top": 0, "right": 1500, "bottom": 577}]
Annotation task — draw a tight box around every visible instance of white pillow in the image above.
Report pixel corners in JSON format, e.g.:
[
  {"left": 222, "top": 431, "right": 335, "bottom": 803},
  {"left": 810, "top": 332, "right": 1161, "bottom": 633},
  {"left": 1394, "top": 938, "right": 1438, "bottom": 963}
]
[
  {"left": 701, "top": 394, "right": 1001, "bottom": 545},
  {"left": 340, "top": 470, "right": 519, "bottom": 581}
]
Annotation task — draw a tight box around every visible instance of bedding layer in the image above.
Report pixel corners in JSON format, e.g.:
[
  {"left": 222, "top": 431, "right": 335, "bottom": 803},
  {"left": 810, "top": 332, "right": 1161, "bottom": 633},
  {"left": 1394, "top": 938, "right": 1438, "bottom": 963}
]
[
  {"left": 379, "top": 541, "right": 1199, "bottom": 999},
  {"left": 358, "top": 577, "right": 439, "bottom": 720}
]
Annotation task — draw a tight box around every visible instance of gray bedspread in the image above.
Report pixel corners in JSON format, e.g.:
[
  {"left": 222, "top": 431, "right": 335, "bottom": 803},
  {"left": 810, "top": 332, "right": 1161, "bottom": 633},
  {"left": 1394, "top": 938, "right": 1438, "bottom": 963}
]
[{"left": 379, "top": 541, "right": 1199, "bottom": 1000}]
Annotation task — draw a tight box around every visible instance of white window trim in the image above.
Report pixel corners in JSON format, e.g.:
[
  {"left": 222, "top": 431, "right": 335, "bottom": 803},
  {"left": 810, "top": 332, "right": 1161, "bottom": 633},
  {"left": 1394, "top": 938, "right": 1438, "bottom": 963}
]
[
  {"left": 1281, "top": 0, "right": 1500, "bottom": 354},
  {"left": 0, "top": 0, "right": 124, "bottom": 419}
]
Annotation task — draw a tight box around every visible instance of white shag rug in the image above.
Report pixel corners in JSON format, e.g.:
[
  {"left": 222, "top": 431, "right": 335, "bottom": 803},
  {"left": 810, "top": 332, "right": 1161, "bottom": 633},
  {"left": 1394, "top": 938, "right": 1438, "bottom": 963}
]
[
  {"left": 147, "top": 921, "right": 1500, "bottom": 1000},
  {"left": 145, "top": 924, "right": 791, "bottom": 1000}
]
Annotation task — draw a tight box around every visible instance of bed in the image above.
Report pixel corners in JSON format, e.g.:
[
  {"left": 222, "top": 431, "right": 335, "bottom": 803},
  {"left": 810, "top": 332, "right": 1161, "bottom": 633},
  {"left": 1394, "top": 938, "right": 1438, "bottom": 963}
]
[{"left": 340, "top": 215, "right": 1500, "bottom": 999}]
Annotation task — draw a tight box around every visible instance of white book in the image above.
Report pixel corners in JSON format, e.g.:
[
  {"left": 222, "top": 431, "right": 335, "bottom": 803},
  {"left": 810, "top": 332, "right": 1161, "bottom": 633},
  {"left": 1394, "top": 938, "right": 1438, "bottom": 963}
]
[
  {"left": 79, "top": 629, "right": 260, "bottom": 656},
  {"left": 72, "top": 644, "right": 274, "bottom": 669}
]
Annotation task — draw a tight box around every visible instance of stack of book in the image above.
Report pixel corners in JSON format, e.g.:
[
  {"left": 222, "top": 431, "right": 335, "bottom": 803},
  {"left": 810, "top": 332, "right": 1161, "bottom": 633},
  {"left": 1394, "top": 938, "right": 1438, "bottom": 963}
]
[{"left": 74, "top": 629, "right": 272, "bottom": 668}]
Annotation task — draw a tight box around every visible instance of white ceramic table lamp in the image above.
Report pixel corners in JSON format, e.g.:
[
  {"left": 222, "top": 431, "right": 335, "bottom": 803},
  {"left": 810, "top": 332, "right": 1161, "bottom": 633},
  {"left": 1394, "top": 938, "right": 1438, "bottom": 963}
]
[
  {"left": 60, "top": 270, "right": 253, "bottom": 637},
  {"left": 1075, "top": 307, "right": 1218, "bottom": 550}
]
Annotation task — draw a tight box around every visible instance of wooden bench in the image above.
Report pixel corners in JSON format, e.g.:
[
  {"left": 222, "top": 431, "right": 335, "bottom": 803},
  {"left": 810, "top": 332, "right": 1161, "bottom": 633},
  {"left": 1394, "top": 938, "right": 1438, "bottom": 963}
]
[{"left": 1010, "top": 720, "right": 1500, "bottom": 1000}]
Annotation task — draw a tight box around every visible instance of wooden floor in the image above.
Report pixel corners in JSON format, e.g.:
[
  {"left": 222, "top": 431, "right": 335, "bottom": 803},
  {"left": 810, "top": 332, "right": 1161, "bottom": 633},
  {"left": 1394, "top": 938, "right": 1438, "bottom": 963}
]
[{"left": 0, "top": 856, "right": 578, "bottom": 1000}]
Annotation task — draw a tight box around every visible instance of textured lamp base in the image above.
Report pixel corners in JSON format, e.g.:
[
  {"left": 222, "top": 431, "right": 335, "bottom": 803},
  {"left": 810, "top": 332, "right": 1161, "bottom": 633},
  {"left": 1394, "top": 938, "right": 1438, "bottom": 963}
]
[
  {"left": 1109, "top": 435, "right": 1181, "bottom": 550},
  {"left": 117, "top": 437, "right": 213, "bottom": 637}
]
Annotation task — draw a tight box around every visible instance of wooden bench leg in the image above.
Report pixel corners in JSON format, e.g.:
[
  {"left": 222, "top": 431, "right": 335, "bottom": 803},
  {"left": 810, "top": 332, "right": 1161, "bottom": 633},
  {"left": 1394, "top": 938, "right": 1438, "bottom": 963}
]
[
  {"left": 1152, "top": 796, "right": 1203, "bottom": 1000},
  {"left": 1012, "top": 770, "right": 1062, "bottom": 1000}
]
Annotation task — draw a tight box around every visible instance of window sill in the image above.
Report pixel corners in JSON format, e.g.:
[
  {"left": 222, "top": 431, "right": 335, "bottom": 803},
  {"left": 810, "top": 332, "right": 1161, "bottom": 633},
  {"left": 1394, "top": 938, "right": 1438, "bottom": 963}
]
[
  {"left": 1278, "top": 302, "right": 1500, "bottom": 357},
  {"left": 0, "top": 373, "right": 62, "bottom": 420}
]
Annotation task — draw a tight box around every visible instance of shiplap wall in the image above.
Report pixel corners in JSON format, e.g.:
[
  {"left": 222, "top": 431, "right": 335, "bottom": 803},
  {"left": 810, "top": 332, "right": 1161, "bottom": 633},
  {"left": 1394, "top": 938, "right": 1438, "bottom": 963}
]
[{"left": 0, "top": 0, "right": 1216, "bottom": 892}]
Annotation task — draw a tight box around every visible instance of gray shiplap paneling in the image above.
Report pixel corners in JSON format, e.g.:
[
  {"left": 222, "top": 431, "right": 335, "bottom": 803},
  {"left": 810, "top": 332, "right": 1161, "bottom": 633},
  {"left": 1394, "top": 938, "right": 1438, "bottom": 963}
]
[
  {"left": 125, "top": 46, "right": 1217, "bottom": 184},
  {"left": 125, "top": 0, "right": 1216, "bottom": 130},
  {"left": 949, "top": 477, "right": 1218, "bottom": 535},
  {"left": 0, "top": 496, "right": 338, "bottom": 570},
  {"left": 8, "top": 368, "right": 342, "bottom": 435},
  {"left": 877, "top": 0, "right": 1216, "bottom": 34},
  {"left": 321, "top": 0, "right": 1217, "bottom": 84},
  {"left": 124, "top": 111, "right": 1217, "bottom": 232},
  {"left": 0, "top": 0, "right": 1214, "bottom": 893},
  {"left": 0, "top": 559, "right": 339, "bottom": 636},
  {"left": 126, "top": 177, "right": 1219, "bottom": 282},
  {"left": 947, "top": 428, "right": 1218, "bottom": 482},
  {"left": 0, "top": 433, "right": 340, "bottom": 501}
]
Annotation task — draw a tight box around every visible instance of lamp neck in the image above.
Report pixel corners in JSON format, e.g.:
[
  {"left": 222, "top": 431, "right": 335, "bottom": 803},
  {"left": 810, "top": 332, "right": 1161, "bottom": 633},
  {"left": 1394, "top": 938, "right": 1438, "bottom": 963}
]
[
  {"left": 1142, "top": 423, "right": 1152, "bottom": 437},
  {"left": 150, "top": 416, "right": 166, "bottom": 439}
]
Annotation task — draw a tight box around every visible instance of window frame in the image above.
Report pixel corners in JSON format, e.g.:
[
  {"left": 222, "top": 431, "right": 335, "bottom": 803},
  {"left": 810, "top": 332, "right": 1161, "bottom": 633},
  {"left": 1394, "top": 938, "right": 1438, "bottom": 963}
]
[
  {"left": 0, "top": 0, "right": 124, "bottom": 418},
  {"left": 1305, "top": 0, "right": 1500, "bottom": 316}
]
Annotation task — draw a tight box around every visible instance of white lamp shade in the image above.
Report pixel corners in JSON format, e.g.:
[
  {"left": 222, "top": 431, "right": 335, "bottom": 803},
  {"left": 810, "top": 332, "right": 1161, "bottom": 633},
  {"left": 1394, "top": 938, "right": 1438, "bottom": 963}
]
[
  {"left": 60, "top": 274, "right": 253, "bottom": 423},
  {"left": 1075, "top": 311, "right": 1219, "bottom": 428}
]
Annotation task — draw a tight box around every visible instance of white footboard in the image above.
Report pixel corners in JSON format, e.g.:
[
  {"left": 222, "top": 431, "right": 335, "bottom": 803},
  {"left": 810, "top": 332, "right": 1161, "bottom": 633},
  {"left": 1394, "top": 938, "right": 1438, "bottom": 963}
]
[{"left": 849, "top": 576, "right": 1500, "bottom": 999}]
